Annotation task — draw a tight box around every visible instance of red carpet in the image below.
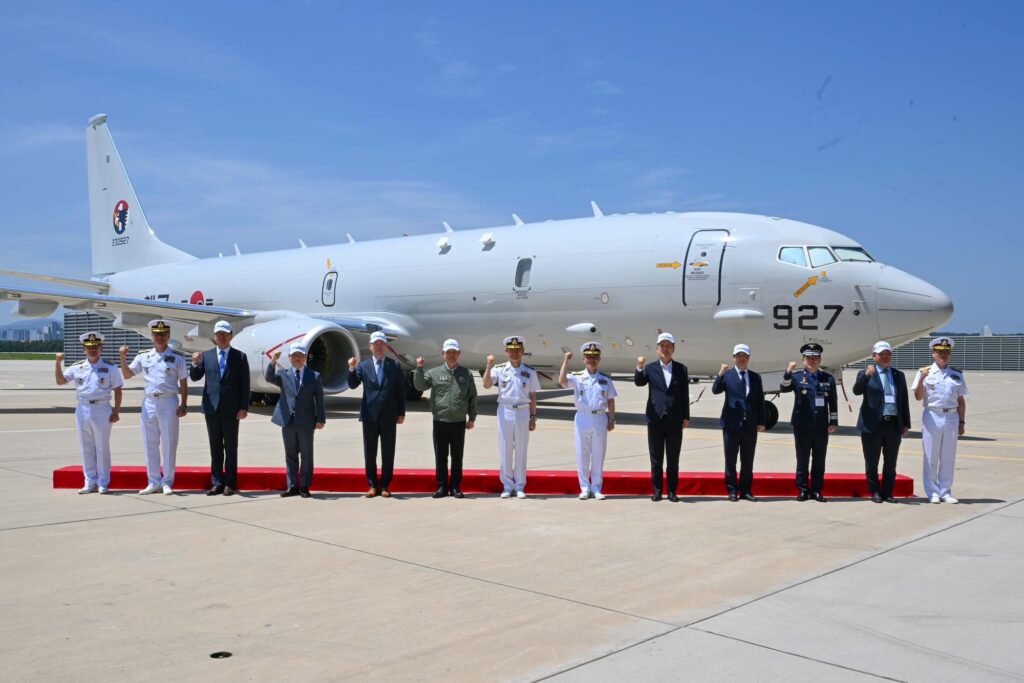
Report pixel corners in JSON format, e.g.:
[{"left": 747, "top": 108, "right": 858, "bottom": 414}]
[{"left": 53, "top": 466, "right": 914, "bottom": 497}]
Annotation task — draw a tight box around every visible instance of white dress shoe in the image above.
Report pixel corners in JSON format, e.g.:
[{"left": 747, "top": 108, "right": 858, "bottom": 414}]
[
  {"left": 516, "top": 490, "right": 528, "bottom": 499},
  {"left": 579, "top": 491, "right": 590, "bottom": 500},
  {"left": 500, "top": 491, "right": 512, "bottom": 499},
  {"left": 139, "top": 484, "right": 161, "bottom": 495},
  {"left": 593, "top": 492, "right": 607, "bottom": 501},
  {"left": 98, "top": 487, "right": 110, "bottom": 495},
  {"left": 941, "top": 494, "right": 959, "bottom": 504},
  {"left": 163, "top": 485, "right": 174, "bottom": 495},
  {"left": 930, "top": 494, "right": 941, "bottom": 504},
  {"left": 78, "top": 484, "right": 97, "bottom": 495}
]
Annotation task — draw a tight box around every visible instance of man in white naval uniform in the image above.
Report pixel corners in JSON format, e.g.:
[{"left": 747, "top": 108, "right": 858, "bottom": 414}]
[
  {"left": 55, "top": 332, "right": 123, "bottom": 494},
  {"left": 483, "top": 335, "right": 541, "bottom": 498},
  {"left": 911, "top": 336, "right": 968, "bottom": 504},
  {"left": 120, "top": 320, "right": 188, "bottom": 495},
  {"left": 559, "top": 343, "right": 617, "bottom": 500}
]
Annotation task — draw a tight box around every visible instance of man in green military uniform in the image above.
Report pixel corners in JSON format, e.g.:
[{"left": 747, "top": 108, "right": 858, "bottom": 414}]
[{"left": 414, "top": 338, "right": 478, "bottom": 498}]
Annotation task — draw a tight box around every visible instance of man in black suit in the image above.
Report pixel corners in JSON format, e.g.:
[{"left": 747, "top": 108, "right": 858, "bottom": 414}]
[
  {"left": 853, "top": 340, "right": 911, "bottom": 503},
  {"left": 711, "top": 343, "right": 766, "bottom": 502},
  {"left": 634, "top": 332, "right": 690, "bottom": 502},
  {"left": 189, "top": 320, "right": 250, "bottom": 495},
  {"left": 347, "top": 331, "right": 406, "bottom": 498},
  {"left": 265, "top": 343, "right": 326, "bottom": 498}
]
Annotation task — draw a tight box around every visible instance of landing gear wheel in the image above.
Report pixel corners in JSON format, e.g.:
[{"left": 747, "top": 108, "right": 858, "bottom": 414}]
[{"left": 764, "top": 401, "right": 779, "bottom": 430}]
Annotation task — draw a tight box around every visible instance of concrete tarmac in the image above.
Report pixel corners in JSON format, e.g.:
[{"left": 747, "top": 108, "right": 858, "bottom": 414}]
[{"left": 0, "top": 361, "right": 1021, "bottom": 681}]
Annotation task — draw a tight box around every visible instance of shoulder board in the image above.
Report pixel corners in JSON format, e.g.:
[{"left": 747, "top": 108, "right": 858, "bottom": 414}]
[
  {"left": 951, "top": 367, "right": 963, "bottom": 375},
  {"left": 495, "top": 362, "right": 508, "bottom": 368},
  {"left": 522, "top": 364, "right": 535, "bottom": 372},
  {"left": 570, "top": 371, "right": 584, "bottom": 376}
]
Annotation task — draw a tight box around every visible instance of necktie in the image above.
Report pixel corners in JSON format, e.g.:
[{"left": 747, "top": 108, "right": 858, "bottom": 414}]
[
  {"left": 376, "top": 360, "right": 383, "bottom": 385},
  {"left": 740, "top": 370, "right": 748, "bottom": 396},
  {"left": 295, "top": 368, "right": 302, "bottom": 390},
  {"left": 218, "top": 350, "right": 226, "bottom": 377}
]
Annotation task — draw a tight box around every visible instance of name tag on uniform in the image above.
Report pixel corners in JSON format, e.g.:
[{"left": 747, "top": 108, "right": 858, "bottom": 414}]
[
  {"left": 164, "top": 355, "right": 176, "bottom": 362},
  {"left": 815, "top": 396, "right": 825, "bottom": 408},
  {"left": 97, "top": 367, "right": 109, "bottom": 373},
  {"left": 884, "top": 395, "right": 896, "bottom": 404}
]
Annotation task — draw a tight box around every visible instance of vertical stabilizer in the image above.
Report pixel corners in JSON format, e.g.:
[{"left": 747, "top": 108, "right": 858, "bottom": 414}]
[{"left": 86, "top": 114, "right": 194, "bottom": 275}]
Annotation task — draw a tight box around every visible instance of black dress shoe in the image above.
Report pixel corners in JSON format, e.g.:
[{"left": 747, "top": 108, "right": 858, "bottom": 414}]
[
  {"left": 451, "top": 489, "right": 465, "bottom": 498},
  {"left": 884, "top": 496, "right": 897, "bottom": 504},
  {"left": 651, "top": 493, "right": 662, "bottom": 502},
  {"left": 281, "top": 487, "right": 300, "bottom": 498},
  {"left": 797, "top": 491, "right": 809, "bottom": 501},
  {"left": 728, "top": 492, "right": 739, "bottom": 502},
  {"left": 741, "top": 493, "right": 758, "bottom": 502},
  {"left": 871, "top": 492, "right": 884, "bottom": 503},
  {"left": 299, "top": 488, "right": 311, "bottom": 498},
  {"left": 206, "top": 485, "right": 224, "bottom": 496},
  {"left": 813, "top": 492, "right": 826, "bottom": 502},
  {"left": 223, "top": 487, "right": 237, "bottom": 496},
  {"left": 432, "top": 487, "right": 448, "bottom": 499},
  {"left": 668, "top": 493, "right": 680, "bottom": 503}
]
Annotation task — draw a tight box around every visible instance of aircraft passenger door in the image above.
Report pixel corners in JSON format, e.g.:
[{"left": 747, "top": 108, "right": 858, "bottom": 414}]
[
  {"left": 321, "top": 270, "right": 338, "bottom": 307},
  {"left": 682, "top": 229, "right": 729, "bottom": 307}
]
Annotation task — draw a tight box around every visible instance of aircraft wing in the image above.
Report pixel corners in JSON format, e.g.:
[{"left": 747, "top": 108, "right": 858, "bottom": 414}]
[
  {"left": 0, "top": 268, "right": 110, "bottom": 294},
  {"left": 0, "top": 284, "right": 258, "bottom": 329},
  {"left": 0, "top": 284, "right": 411, "bottom": 340}
]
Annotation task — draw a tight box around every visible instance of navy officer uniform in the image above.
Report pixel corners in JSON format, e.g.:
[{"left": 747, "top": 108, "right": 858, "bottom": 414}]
[{"left": 780, "top": 343, "right": 838, "bottom": 501}]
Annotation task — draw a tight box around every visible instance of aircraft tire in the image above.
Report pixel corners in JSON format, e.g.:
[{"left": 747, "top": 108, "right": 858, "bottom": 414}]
[{"left": 764, "top": 401, "right": 779, "bottom": 430}]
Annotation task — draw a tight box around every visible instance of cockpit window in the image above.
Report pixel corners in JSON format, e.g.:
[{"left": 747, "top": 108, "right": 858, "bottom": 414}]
[
  {"left": 808, "top": 246, "right": 837, "bottom": 268},
  {"left": 833, "top": 246, "right": 875, "bottom": 262},
  {"left": 778, "top": 246, "right": 808, "bottom": 267}
]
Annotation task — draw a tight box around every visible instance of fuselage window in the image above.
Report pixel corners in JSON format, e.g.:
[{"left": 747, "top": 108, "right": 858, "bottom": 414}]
[
  {"left": 808, "top": 246, "right": 837, "bottom": 268},
  {"left": 778, "top": 246, "right": 808, "bottom": 268},
  {"left": 833, "top": 246, "right": 875, "bottom": 262},
  {"left": 515, "top": 258, "right": 532, "bottom": 289}
]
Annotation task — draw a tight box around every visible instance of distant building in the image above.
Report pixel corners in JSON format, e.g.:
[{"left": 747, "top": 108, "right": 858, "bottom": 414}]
[
  {"left": 0, "top": 318, "right": 63, "bottom": 342},
  {"left": 848, "top": 334, "right": 1023, "bottom": 371}
]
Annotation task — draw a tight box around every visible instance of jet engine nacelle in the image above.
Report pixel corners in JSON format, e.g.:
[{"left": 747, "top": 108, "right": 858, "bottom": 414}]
[{"left": 231, "top": 316, "right": 360, "bottom": 394}]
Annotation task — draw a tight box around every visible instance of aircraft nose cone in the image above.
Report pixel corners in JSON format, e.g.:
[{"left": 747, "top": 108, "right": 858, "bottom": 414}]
[{"left": 876, "top": 267, "right": 954, "bottom": 345}]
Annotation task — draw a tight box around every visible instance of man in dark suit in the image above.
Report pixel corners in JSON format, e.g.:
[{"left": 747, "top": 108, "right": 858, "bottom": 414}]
[
  {"left": 780, "top": 343, "right": 838, "bottom": 502},
  {"left": 266, "top": 343, "right": 326, "bottom": 498},
  {"left": 711, "top": 343, "right": 766, "bottom": 502},
  {"left": 634, "top": 332, "right": 690, "bottom": 502},
  {"left": 189, "top": 320, "right": 250, "bottom": 495},
  {"left": 347, "top": 331, "right": 406, "bottom": 498},
  {"left": 853, "top": 340, "right": 911, "bottom": 503}
]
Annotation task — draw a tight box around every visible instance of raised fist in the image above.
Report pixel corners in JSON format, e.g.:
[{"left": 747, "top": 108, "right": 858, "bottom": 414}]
[
  {"left": 919, "top": 366, "right": 931, "bottom": 377},
  {"left": 416, "top": 357, "right": 425, "bottom": 368},
  {"left": 865, "top": 364, "right": 876, "bottom": 377},
  {"left": 119, "top": 345, "right": 129, "bottom": 358},
  {"left": 719, "top": 363, "right": 729, "bottom": 376},
  {"left": 348, "top": 357, "right": 357, "bottom": 371},
  {"left": 564, "top": 351, "right": 573, "bottom": 361},
  {"left": 192, "top": 352, "right": 202, "bottom": 365},
  {"left": 485, "top": 354, "right": 496, "bottom": 364},
  {"left": 271, "top": 350, "right": 282, "bottom": 363},
  {"left": 787, "top": 361, "right": 798, "bottom": 373},
  {"left": 55, "top": 352, "right": 64, "bottom": 363},
  {"left": 637, "top": 356, "right": 646, "bottom": 367}
]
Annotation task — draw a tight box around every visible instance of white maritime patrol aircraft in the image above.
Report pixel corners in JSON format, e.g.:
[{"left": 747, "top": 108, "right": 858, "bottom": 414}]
[{"left": 0, "top": 115, "right": 953, "bottom": 428}]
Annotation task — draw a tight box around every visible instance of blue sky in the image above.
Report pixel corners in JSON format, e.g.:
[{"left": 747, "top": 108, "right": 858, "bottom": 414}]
[{"left": 1, "top": 1, "right": 1021, "bottom": 331}]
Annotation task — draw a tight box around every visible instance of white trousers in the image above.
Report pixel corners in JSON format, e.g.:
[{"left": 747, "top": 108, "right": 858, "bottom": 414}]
[
  {"left": 497, "top": 405, "right": 531, "bottom": 492},
  {"left": 921, "top": 409, "right": 958, "bottom": 498},
  {"left": 575, "top": 412, "right": 608, "bottom": 493},
  {"left": 76, "top": 403, "right": 112, "bottom": 487},
  {"left": 141, "top": 396, "right": 179, "bottom": 486}
]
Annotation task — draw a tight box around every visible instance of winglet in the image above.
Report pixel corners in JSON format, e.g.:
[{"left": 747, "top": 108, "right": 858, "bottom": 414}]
[
  {"left": 512, "top": 213, "right": 524, "bottom": 226},
  {"left": 346, "top": 233, "right": 356, "bottom": 244},
  {"left": 443, "top": 221, "right": 454, "bottom": 233},
  {"left": 590, "top": 201, "right": 604, "bottom": 218},
  {"left": 233, "top": 243, "right": 241, "bottom": 256},
  {"left": 298, "top": 239, "right": 307, "bottom": 249}
]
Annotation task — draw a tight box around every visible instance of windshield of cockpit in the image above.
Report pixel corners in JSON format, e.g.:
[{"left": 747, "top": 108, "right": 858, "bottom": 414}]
[{"left": 777, "top": 245, "right": 876, "bottom": 268}]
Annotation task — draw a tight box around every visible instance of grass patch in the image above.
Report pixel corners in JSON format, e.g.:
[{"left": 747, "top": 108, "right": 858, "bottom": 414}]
[{"left": 0, "top": 352, "right": 57, "bottom": 360}]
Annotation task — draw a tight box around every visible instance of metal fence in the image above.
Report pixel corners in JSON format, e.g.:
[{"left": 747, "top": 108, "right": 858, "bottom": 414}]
[
  {"left": 63, "top": 312, "right": 150, "bottom": 365},
  {"left": 848, "top": 335, "right": 1024, "bottom": 371}
]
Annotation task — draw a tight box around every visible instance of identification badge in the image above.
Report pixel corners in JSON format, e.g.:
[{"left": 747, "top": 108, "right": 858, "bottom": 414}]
[
  {"left": 164, "top": 355, "right": 176, "bottom": 363},
  {"left": 97, "top": 367, "right": 109, "bottom": 373},
  {"left": 884, "top": 395, "right": 896, "bottom": 404},
  {"left": 457, "top": 375, "right": 466, "bottom": 385},
  {"left": 815, "top": 397, "right": 825, "bottom": 408}
]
